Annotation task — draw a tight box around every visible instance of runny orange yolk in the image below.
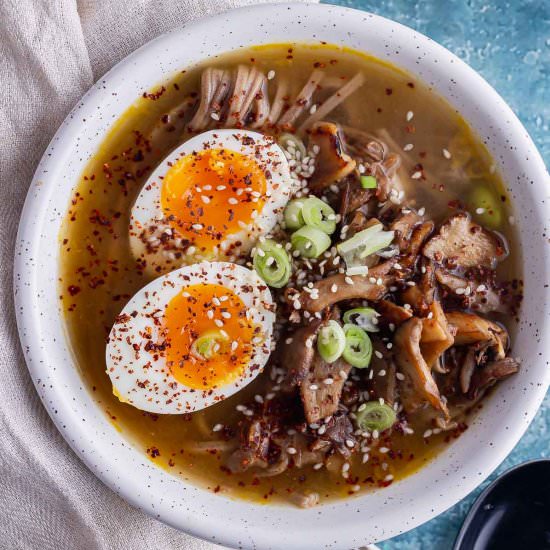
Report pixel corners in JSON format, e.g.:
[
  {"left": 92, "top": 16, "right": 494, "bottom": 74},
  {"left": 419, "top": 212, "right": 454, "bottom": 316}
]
[
  {"left": 160, "top": 148, "right": 267, "bottom": 252},
  {"left": 163, "top": 283, "right": 257, "bottom": 390}
]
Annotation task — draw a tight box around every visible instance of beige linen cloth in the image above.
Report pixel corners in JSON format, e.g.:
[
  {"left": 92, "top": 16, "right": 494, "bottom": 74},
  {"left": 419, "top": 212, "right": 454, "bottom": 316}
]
[{"left": 0, "top": 1, "right": 312, "bottom": 548}]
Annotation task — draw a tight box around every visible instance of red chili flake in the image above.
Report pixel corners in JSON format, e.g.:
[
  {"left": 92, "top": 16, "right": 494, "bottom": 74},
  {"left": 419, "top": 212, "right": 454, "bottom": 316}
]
[
  {"left": 147, "top": 446, "right": 161, "bottom": 458},
  {"left": 407, "top": 82, "right": 415, "bottom": 88},
  {"left": 385, "top": 88, "right": 393, "bottom": 95},
  {"left": 213, "top": 485, "right": 221, "bottom": 493},
  {"left": 405, "top": 124, "right": 416, "bottom": 134},
  {"left": 142, "top": 86, "right": 166, "bottom": 101},
  {"left": 68, "top": 285, "right": 80, "bottom": 296}
]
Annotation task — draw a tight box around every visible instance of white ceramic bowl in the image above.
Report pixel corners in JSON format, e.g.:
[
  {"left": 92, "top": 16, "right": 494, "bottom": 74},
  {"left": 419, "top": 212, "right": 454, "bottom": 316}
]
[{"left": 14, "top": 3, "right": 550, "bottom": 548}]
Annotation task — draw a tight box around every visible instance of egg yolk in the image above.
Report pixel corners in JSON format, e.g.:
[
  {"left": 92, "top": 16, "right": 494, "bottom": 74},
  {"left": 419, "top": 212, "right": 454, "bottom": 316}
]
[
  {"left": 160, "top": 148, "right": 267, "bottom": 252},
  {"left": 163, "top": 283, "right": 258, "bottom": 390}
]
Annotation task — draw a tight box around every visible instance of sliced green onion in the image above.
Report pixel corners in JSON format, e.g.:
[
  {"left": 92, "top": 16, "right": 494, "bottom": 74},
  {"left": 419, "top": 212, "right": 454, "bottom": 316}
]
[
  {"left": 291, "top": 226, "right": 331, "bottom": 258},
  {"left": 253, "top": 239, "right": 292, "bottom": 288},
  {"left": 342, "top": 324, "right": 373, "bottom": 368},
  {"left": 283, "top": 199, "right": 305, "bottom": 230},
  {"left": 317, "top": 320, "right": 346, "bottom": 363},
  {"left": 355, "top": 402, "right": 397, "bottom": 432},
  {"left": 279, "top": 132, "right": 307, "bottom": 158},
  {"left": 360, "top": 175, "right": 378, "bottom": 189},
  {"left": 191, "top": 329, "right": 229, "bottom": 360},
  {"left": 343, "top": 308, "right": 380, "bottom": 332},
  {"left": 337, "top": 223, "right": 394, "bottom": 270},
  {"left": 468, "top": 185, "right": 503, "bottom": 229},
  {"left": 301, "top": 197, "right": 336, "bottom": 235}
]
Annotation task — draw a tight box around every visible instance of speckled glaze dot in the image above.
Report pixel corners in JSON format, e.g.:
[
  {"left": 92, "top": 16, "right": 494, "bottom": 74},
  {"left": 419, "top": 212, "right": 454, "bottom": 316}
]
[{"left": 13, "top": 4, "right": 549, "bottom": 550}]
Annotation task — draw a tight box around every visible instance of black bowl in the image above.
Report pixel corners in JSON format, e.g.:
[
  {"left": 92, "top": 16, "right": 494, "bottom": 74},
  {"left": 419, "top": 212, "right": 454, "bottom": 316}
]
[{"left": 454, "top": 459, "right": 550, "bottom": 550}]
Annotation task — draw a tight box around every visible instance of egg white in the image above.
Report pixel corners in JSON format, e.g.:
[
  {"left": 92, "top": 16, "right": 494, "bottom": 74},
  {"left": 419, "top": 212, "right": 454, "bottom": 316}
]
[
  {"left": 129, "top": 129, "right": 293, "bottom": 275},
  {"left": 106, "top": 262, "right": 275, "bottom": 414}
]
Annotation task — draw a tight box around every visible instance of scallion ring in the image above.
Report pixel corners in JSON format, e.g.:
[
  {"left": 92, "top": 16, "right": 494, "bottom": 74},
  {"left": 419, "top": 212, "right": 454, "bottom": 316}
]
[
  {"left": 342, "top": 324, "right": 373, "bottom": 368},
  {"left": 283, "top": 199, "right": 305, "bottom": 230},
  {"left": 360, "top": 175, "right": 377, "bottom": 189},
  {"left": 291, "top": 226, "right": 331, "bottom": 258},
  {"left": 342, "top": 307, "right": 380, "bottom": 332},
  {"left": 317, "top": 320, "right": 346, "bottom": 363},
  {"left": 191, "top": 329, "right": 229, "bottom": 360},
  {"left": 279, "top": 132, "right": 307, "bottom": 158},
  {"left": 355, "top": 402, "right": 397, "bottom": 432},
  {"left": 301, "top": 197, "right": 337, "bottom": 235},
  {"left": 253, "top": 239, "right": 292, "bottom": 288},
  {"left": 468, "top": 185, "right": 503, "bottom": 229}
]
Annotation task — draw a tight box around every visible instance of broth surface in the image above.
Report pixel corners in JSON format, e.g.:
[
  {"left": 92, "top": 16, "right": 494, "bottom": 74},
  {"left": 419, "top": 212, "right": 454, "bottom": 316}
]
[{"left": 59, "top": 44, "right": 520, "bottom": 504}]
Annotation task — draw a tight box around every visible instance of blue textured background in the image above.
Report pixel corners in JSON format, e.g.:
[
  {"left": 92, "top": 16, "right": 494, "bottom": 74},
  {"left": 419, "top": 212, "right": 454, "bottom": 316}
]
[{"left": 322, "top": 1, "right": 549, "bottom": 548}]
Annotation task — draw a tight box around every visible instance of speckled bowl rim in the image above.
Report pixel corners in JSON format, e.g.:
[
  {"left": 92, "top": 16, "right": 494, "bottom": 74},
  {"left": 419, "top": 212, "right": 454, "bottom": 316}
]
[{"left": 14, "top": 3, "right": 550, "bottom": 549}]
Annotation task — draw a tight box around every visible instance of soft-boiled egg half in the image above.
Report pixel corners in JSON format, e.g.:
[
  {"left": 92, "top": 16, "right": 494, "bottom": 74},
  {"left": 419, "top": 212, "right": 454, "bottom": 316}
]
[
  {"left": 106, "top": 262, "right": 275, "bottom": 414},
  {"left": 130, "top": 129, "right": 293, "bottom": 274}
]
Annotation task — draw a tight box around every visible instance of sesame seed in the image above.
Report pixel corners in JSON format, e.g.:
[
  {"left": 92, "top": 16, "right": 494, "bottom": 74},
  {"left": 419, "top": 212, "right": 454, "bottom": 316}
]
[
  {"left": 313, "top": 462, "right": 323, "bottom": 470},
  {"left": 212, "top": 423, "right": 223, "bottom": 432},
  {"left": 286, "top": 447, "right": 297, "bottom": 455},
  {"left": 214, "top": 319, "right": 224, "bottom": 328},
  {"left": 418, "top": 207, "right": 426, "bottom": 216},
  {"left": 423, "top": 429, "right": 433, "bottom": 438},
  {"left": 265, "top": 392, "right": 275, "bottom": 400},
  {"left": 357, "top": 403, "right": 367, "bottom": 412},
  {"left": 403, "top": 143, "right": 414, "bottom": 151},
  {"left": 228, "top": 197, "right": 238, "bottom": 205},
  {"left": 206, "top": 310, "right": 214, "bottom": 319},
  {"left": 406, "top": 110, "right": 414, "bottom": 121},
  {"left": 192, "top": 223, "right": 203, "bottom": 230},
  {"left": 476, "top": 284, "right": 487, "bottom": 292},
  {"left": 345, "top": 276, "right": 354, "bottom": 285},
  {"left": 379, "top": 447, "right": 390, "bottom": 453},
  {"left": 309, "top": 384, "right": 318, "bottom": 391},
  {"left": 455, "top": 287, "right": 466, "bottom": 295},
  {"left": 221, "top": 311, "right": 231, "bottom": 319},
  {"left": 411, "top": 171, "right": 422, "bottom": 179},
  {"left": 442, "top": 148, "right": 452, "bottom": 159},
  {"left": 309, "top": 104, "right": 317, "bottom": 114},
  {"left": 396, "top": 372, "right": 405, "bottom": 381},
  {"left": 317, "top": 424, "right": 326, "bottom": 435},
  {"left": 216, "top": 185, "right": 226, "bottom": 191},
  {"left": 345, "top": 439, "right": 355, "bottom": 448},
  {"left": 231, "top": 341, "right": 238, "bottom": 351},
  {"left": 476, "top": 207, "right": 485, "bottom": 215},
  {"left": 331, "top": 283, "right": 338, "bottom": 293},
  {"left": 210, "top": 112, "right": 220, "bottom": 121},
  {"left": 362, "top": 453, "right": 370, "bottom": 463},
  {"left": 267, "top": 69, "right": 275, "bottom": 80},
  {"left": 342, "top": 463, "right": 350, "bottom": 473},
  {"left": 323, "top": 378, "right": 334, "bottom": 385},
  {"left": 378, "top": 369, "right": 386, "bottom": 377},
  {"left": 384, "top": 474, "right": 394, "bottom": 482}
]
